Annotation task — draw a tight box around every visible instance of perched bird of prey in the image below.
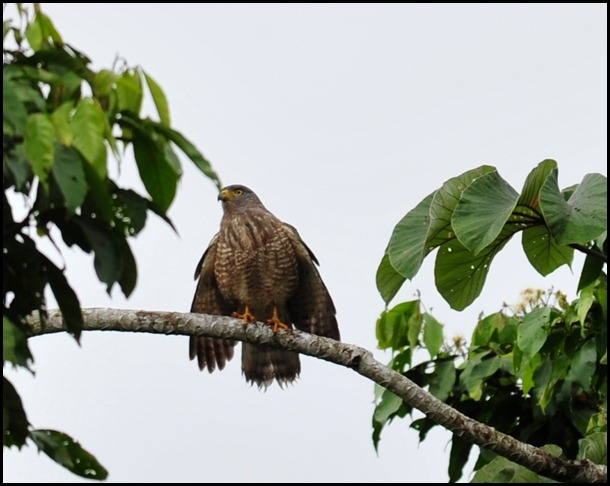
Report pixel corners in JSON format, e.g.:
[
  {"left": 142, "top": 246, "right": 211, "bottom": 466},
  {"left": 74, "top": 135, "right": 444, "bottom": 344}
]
[{"left": 190, "top": 184, "right": 340, "bottom": 388}]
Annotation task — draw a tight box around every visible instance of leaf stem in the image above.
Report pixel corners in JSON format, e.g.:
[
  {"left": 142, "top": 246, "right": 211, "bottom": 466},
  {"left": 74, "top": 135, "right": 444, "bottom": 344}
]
[{"left": 569, "top": 243, "right": 607, "bottom": 263}]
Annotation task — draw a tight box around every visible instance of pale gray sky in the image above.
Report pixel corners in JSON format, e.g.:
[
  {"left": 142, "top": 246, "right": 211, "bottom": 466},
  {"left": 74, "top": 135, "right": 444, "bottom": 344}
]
[{"left": 3, "top": 3, "right": 607, "bottom": 483}]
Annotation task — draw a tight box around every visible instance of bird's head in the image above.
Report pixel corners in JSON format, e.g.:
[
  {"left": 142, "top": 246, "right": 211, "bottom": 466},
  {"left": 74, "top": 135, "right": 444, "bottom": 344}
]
[{"left": 218, "top": 185, "right": 261, "bottom": 208}]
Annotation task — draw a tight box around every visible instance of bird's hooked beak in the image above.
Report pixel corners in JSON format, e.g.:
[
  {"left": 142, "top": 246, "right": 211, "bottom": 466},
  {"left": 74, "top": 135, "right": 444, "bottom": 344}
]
[{"left": 218, "top": 188, "right": 232, "bottom": 202}]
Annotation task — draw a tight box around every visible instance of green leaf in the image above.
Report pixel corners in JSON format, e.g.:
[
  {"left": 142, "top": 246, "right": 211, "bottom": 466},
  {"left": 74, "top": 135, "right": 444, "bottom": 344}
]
[
  {"left": 452, "top": 170, "right": 519, "bottom": 254},
  {"left": 586, "top": 412, "right": 607, "bottom": 435},
  {"left": 578, "top": 254, "right": 605, "bottom": 292},
  {"left": 538, "top": 353, "right": 570, "bottom": 412},
  {"left": 471, "top": 453, "right": 559, "bottom": 483},
  {"left": 3, "top": 234, "right": 47, "bottom": 320},
  {"left": 428, "top": 360, "right": 456, "bottom": 401},
  {"left": 533, "top": 356, "right": 553, "bottom": 399},
  {"left": 24, "top": 15, "right": 43, "bottom": 51},
  {"left": 114, "top": 189, "right": 149, "bottom": 236},
  {"left": 448, "top": 435, "right": 472, "bottom": 483},
  {"left": 434, "top": 224, "right": 514, "bottom": 310},
  {"left": 496, "top": 315, "right": 519, "bottom": 346},
  {"left": 4, "top": 143, "right": 32, "bottom": 192},
  {"left": 10, "top": 74, "right": 46, "bottom": 112},
  {"left": 376, "top": 300, "right": 420, "bottom": 350},
  {"left": 595, "top": 277, "right": 607, "bottom": 324},
  {"left": 565, "top": 339, "right": 597, "bottom": 393},
  {"left": 594, "top": 231, "right": 606, "bottom": 253},
  {"left": 4, "top": 72, "right": 43, "bottom": 111},
  {"left": 163, "top": 142, "right": 182, "bottom": 175},
  {"left": 143, "top": 69, "right": 171, "bottom": 125},
  {"left": 3, "top": 377, "right": 30, "bottom": 448},
  {"left": 35, "top": 12, "right": 63, "bottom": 46},
  {"left": 376, "top": 312, "right": 396, "bottom": 350},
  {"left": 81, "top": 162, "right": 113, "bottom": 223},
  {"left": 570, "top": 408, "right": 595, "bottom": 437},
  {"left": 460, "top": 354, "right": 501, "bottom": 400},
  {"left": 51, "top": 145, "right": 87, "bottom": 214},
  {"left": 132, "top": 130, "right": 179, "bottom": 212},
  {"left": 471, "top": 314, "right": 496, "bottom": 347},
  {"left": 76, "top": 219, "right": 122, "bottom": 291},
  {"left": 30, "top": 429, "right": 108, "bottom": 480},
  {"left": 387, "top": 192, "right": 435, "bottom": 279},
  {"left": 576, "top": 280, "right": 595, "bottom": 325},
  {"left": 3, "top": 74, "right": 29, "bottom": 135},
  {"left": 50, "top": 71, "right": 83, "bottom": 105},
  {"left": 101, "top": 110, "right": 119, "bottom": 158},
  {"left": 540, "top": 171, "right": 607, "bottom": 245},
  {"left": 43, "top": 254, "right": 83, "bottom": 341},
  {"left": 409, "top": 417, "right": 435, "bottom": 442},
  {"left": 51, "top": 102, "right": 74, "bottom": 146},
  {"left": 386, "top": 168, "right": 497, "bottom": 300},
  {"left": 373, "top": 389, "right": 403, "bottom": 425},
  {"left": 116, "top": 237, "right": 137, "bottom": 298},
  {"left": 520, "top": 353, "right": 542, "bottom": 395},
  {"left": 25, "top": 12, "right": 62, "bottom": 52},
  {"left": 517, "top": 159, "right": 557, "bottom": 208},
  {"left": 372, "top": 389, "right": 405, "bottom": 451},
  {"left": 518, "top": 161, "right": 574, "bottom": 275},
  {"left": 517, "top": 306, "right": 551, "bottom": 359},
  {"left": 24, "top": 45, "right": 91, "bottom": 83},
  {"left": 375, "top": 253, "right": 406, "bottom": 304},
  {"left": 149, "top": 121, "right": 222, "bottom": 189},
  {"left": 3, "top": 316, "right": 33, "bottom": 368},
  {"left": 428, "top": 166, "right": 496, "bottom": 248},
  {"left": 93, "top": 69, "right": 117, "bottom": 97},
  {"left": 24, "top": 113, "right": 55, "bottom": 188},
  {"left": 407, "top": 309, "right": 422, "bottom": 352},
  {"left": 471, "top": 312, "right": 518, "bottom": 348},
  {"left": 70, "top": 98, "right": 107, "bottom": 179},
  {"left": 116, "top": 69, "right": 143, "bottom": 115},
  {"left": 509, "top": 159, "right": 560, "bottom": 276},
  {"left": 422, "top": 313, "right": 443, "bottom": 358},
  {"left": 577, "top": 432, "right": 607, "bottom": 465},
  {"left": 542, "top": 443, "right": 564, "bottom": 455},
  {"left": 522, "top": 225, "right": 573, "bottom": 276},
  {"left": 389, "top": 348, "right": 411, "bottom": 372}
]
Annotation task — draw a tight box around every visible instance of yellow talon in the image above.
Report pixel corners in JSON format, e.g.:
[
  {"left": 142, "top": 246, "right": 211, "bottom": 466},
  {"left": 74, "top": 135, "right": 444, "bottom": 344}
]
[{"left": 266, "top": 306, "right": 290, "bottom": 333}]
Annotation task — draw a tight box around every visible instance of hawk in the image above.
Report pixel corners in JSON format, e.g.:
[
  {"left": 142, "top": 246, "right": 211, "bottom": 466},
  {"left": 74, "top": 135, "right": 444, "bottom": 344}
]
[{"left": 189, "top": 184, "right": 340, "bottom": 388}]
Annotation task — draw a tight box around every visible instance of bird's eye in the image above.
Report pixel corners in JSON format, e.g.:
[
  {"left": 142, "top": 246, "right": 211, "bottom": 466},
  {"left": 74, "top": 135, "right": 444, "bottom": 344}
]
[{"left": 234, "top": 189, "right": 243, "bottom": 196}]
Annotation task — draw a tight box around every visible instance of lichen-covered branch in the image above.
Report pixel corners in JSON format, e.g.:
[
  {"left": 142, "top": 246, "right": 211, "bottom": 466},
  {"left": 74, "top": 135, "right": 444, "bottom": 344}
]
[{"left": 26, "top": 308, "right": 607, "bottom": 483}]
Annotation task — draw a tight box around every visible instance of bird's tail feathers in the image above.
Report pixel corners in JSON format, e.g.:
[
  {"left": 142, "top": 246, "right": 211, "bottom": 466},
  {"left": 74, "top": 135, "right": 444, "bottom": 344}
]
[{"left": 241, "top": 343, "right": 300, "bottom": 389}]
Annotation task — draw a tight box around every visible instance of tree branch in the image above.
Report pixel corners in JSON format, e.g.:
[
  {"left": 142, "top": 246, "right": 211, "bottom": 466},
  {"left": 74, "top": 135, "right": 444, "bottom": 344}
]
[
  {"left": 26, "top": 308, "right": 607, "bottom": 483},
  {"left": 569, "top": 243, "right": 607, "bottom": 263}
]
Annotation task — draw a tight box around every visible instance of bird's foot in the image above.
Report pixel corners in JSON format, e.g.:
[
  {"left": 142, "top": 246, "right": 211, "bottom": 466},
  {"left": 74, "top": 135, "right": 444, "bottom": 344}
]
[
  {"left": 266, "top": 306, "right": 290, "bottom": 333},
  {"left": 232, "top": 306, "right": 256, "bottom": 326},
  {"left": 266, "top": 316, "right": 290, "bottom": 333}
]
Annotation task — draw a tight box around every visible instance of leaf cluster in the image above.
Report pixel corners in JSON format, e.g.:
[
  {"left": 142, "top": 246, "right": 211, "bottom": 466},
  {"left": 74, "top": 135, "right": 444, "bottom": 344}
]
[
  {"left": 376, "top": 160, "right": 606, "bottom": 310},
  {"left": 3, "top": 4, "right": 220, "bottom": 478},
  {"left": 373, "top": 160, "right": 607, "bottom": 482},
  {"left": 374, "top": 283, "right": 607, "bottom": 481}
]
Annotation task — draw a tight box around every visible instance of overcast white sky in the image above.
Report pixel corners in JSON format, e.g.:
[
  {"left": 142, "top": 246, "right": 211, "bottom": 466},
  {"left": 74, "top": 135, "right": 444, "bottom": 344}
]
[{"left": 4, "top": 3, "right": 607, "bottom": 483}]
